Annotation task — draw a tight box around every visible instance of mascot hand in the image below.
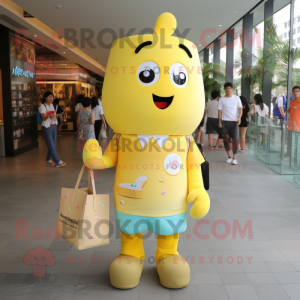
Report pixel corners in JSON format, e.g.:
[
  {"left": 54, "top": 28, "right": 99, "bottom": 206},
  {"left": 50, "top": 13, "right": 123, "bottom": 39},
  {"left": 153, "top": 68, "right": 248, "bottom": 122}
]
[
  {"left": 83, "top": 139, "right": 103, "bottom": 169},
  {"left": 188, "top": 188, "right": 210, "bottom": 219}
]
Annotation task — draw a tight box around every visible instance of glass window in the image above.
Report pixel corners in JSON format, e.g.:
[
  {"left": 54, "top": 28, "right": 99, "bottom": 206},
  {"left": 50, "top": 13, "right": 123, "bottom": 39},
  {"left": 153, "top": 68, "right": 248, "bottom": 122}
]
[
  {"left": 291, "top": 1, "right": 300, "bottom": 81},
  {"left": 298, "top": 26, "right": 300, "bottom": 33},
  {"left": 208, "top": 47, "right": 213, "bottom": 63},
  {"left": 293, "top": 28, "right": 296, "bottom": 34},
  {"left": 232, "top": 20, "right": 243, "bottom": 96},
  {"left": 270, "top": 3, "right": 290, "bottom": 104},
  {"left": 288, "top": 0, "right": 300, "bottom": 183},
  {"left": 298, "top": 15, "right": 300, "bottom": 22},
  {"left": 294, "top": 39, "right": 296, "bottom": 45},
  {"left": 250, "top": 3, "right": 265, "bottom": 101}
]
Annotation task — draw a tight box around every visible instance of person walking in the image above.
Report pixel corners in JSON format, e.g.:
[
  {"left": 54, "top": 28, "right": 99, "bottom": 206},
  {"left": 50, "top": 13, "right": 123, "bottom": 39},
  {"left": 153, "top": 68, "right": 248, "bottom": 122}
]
[
  {"left": 239, "top": 96, "right": 250, "bottom": 152},
  {"left": 77, "top": 97, "right": 95, "bottom": 140},
  {"left": 273, "top": 94, "right": 287, "bottom": 120},
  {"left": 75, "top": 94, "right": 84, "bottom": 113},
  {"left": 218, "top": 82, "right": 243, "bottom": 165},
  {"left": 204, "top": 90, "right": 223, "bottom": 149},
  {"left": 98, "top": 92, "right": 108, "bottom": 138},
  {"left": 39, "top": 91, "right": 66, "bottom": 167},
  {"left": 249, "top": 94, "right": 269, "bottom": 145},
  {"left": 91, "top": 96, "right": 107, "bottom": 141},
  {"left": 287, "top": 86, "right": 300, "bottom": 131},
  {"left": 53, "top": 98, "right": 64, "bottom": 137}
]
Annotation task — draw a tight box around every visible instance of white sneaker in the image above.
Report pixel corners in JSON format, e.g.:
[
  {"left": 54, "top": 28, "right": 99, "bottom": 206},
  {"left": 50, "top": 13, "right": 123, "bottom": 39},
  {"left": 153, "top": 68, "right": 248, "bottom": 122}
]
[
  {"left": 226, "top": 157, "right": 232, "bottom": 163},
  {"left": 232, "top": 159, "right": 238, "bottom": 165},
  {"left": 214, "top": 146, "right": 219, "bottom": 150},
  {"left": 56, "top": 160, "right": 66, "bottom": 168},
  {"left": 210, "top": 146, "right": 215, "bottom": 150},
  {"left": 45, "top": 160, "right": 55, "bottom": 166},
  {"left": 240, "top": 149, "right": 244, "bottom": 153}
]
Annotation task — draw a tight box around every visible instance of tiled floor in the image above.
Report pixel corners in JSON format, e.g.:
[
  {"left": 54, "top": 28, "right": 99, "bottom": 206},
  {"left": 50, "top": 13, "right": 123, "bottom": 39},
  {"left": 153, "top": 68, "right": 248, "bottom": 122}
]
[{"left": 0, "top": 130, "right": 300, "bottom": 300}]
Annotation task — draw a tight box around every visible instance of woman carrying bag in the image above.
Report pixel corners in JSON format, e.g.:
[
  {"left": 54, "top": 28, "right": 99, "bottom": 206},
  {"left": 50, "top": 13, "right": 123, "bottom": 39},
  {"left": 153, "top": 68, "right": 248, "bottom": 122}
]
[
  {"left": 77, "top": 97, "right": 95, "bottom": 140},
  {"left": 39, "top": 92, "right": 66, "bottom": 167},
  {"left": 53, "top": 98, "right": 64, "bottom": 137}
]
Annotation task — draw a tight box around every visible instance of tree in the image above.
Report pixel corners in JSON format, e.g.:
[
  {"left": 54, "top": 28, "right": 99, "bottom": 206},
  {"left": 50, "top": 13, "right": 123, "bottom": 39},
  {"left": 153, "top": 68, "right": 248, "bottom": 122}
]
[
  {"left": 243, "top": 18, "right": 300, "bottom": 94},
  {"left": 202, "top": 63, "right": 226, "bottom": 100}
]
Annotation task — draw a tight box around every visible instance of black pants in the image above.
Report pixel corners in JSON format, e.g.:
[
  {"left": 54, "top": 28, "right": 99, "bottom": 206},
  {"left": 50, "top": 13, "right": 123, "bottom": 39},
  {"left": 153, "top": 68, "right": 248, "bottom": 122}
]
[
  {"left": 222, "top": 121, "right": 239, "bottom": 155},
  {"left": 94, "top": 120, "right": 102, "bottom": 141}
]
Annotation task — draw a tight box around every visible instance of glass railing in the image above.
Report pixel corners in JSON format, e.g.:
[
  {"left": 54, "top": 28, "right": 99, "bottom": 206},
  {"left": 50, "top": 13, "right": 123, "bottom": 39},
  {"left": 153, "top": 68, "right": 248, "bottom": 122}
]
[{"left": 246, "top": 115, "right": 300, "bottom": 187}]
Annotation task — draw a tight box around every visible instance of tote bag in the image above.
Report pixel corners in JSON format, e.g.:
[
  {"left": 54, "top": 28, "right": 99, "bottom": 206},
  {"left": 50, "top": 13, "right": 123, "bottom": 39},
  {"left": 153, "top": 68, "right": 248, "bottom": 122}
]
[{"left": 56, "top": 165, "right": 109, "bottom": 250}]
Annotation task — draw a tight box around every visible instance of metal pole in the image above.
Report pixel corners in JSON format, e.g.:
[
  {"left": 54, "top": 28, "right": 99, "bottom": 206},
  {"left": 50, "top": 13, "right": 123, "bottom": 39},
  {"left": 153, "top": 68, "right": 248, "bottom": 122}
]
[
  {"left": 294, "top": 129, "right": 298, "bottom": 176},
  {"left": 281, "top": 124, "right": 285, "bottom": 174}
]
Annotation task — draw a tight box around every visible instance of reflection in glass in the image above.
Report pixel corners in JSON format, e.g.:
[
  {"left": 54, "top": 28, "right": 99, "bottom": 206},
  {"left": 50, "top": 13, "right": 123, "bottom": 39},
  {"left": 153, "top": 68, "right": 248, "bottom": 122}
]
[{"left": 208, "top": 47, "right": 214, "bottom": 64}]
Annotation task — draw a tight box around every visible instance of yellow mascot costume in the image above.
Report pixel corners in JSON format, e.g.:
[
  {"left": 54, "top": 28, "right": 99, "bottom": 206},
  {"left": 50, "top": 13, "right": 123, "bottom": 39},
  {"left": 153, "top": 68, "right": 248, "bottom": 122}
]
[{"left": 83, "top": 12, "right": 210, "bottom": 289}]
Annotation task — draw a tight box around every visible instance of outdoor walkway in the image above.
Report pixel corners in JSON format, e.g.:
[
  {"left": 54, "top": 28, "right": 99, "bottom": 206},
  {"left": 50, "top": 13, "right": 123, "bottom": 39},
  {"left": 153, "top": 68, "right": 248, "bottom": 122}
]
[{"left": 0, "top": 130, "right": 300, "bottom": 300}]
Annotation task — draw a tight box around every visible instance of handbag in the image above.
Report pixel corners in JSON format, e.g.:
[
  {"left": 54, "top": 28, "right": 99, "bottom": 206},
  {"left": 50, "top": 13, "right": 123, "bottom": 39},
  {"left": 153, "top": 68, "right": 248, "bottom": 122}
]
[
  {"left": 196, "top": 143, "right": 209, "bottom": 190},
  {"left": 100, "top": 123, "right": 107, "bottom": 138},
  {"left": 56, "top": 165, "right": 109, "bottom": 250},
  {"left": 78, "top": 131, "right": 84, "bottom": 139}
]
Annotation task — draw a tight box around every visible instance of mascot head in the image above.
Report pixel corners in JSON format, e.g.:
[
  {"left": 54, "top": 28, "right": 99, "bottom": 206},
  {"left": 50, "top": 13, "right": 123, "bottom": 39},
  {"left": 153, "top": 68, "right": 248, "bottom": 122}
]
[{"left": 102, "top": 12, "right": 204, "bottom": 135}]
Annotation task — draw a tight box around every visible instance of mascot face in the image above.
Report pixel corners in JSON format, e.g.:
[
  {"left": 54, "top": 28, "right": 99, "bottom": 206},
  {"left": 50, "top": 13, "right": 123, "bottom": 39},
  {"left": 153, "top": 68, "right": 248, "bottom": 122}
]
[{"left": 102, "top": 13, "right": 204, "bottom": 135}]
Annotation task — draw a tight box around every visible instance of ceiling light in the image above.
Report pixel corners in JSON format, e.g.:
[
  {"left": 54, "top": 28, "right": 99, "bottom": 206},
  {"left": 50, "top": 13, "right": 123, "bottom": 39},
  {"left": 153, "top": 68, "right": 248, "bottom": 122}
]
[
  {"left": 199, "top": 44, "right": 201, "bottom": 46},
  {"left": 208, "top": 36, "right": 210, "bottom": 37},
  {"left": 219, "top": 25, "right": 222, "bottom": 27},
  {"left": 235, "top": 11, "right": 237, "bottom": 12},
  {"left": 63, "top": 52, "right": 65, "bottom": 54},
  {"left": 56, "top": 5, "right": 62, "bottom": 9},
  {"left": 34, "top": 35, "right": 37, "bottom": 37}
]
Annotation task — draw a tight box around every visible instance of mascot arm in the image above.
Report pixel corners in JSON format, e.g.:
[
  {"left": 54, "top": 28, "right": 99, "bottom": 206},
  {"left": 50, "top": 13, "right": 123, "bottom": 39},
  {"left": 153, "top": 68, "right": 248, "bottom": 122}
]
[
  {"left": 187, "top": 136, "right": 210, "bottom": 219},
  {"left": 83, "top": 134, "right": 118, "bottom": 169}
]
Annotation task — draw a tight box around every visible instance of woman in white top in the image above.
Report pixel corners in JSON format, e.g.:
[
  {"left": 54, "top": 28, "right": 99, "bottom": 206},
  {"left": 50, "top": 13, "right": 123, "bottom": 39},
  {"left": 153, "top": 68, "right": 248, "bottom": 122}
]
[
  {"left": 75, "top": 94, "right": 84, "bottom": 113},
  {"left": 39, "top": 91, "right": 66, "bottom": 167},
  {"left": 204, "top": 90, "right": 223, "bottom": 149},
  {"left": 249, "top": 94, "right": 269, "bottom": 144},
  {"left": 91, "top": 97, "right": 107, "bottom": 141}
]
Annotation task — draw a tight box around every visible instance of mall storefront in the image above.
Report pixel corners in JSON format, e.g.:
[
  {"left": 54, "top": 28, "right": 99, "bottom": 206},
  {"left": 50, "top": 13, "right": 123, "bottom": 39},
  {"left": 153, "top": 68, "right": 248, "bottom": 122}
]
[
  {"left": 0, "top": 25, "right": 38, "bottom": 157},
  {"left": 0, "top": 24, "right": 103, "bottom": 157}
]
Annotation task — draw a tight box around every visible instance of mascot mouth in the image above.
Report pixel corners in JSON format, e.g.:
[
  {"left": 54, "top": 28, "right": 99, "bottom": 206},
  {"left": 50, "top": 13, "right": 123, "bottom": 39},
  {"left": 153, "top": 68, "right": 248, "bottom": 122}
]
[{"left": 152, "top": 94, "right": 174, "bottom": 109}]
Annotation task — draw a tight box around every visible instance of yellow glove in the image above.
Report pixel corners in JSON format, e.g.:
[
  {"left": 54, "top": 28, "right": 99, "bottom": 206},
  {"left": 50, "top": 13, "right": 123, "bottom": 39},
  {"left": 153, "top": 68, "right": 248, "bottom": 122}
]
[
  {"left": 187, "top": 188, "right": 210, "bottom": 219},
  {"left": 83, "top": 139, "right": 103, "bottom": 169}
]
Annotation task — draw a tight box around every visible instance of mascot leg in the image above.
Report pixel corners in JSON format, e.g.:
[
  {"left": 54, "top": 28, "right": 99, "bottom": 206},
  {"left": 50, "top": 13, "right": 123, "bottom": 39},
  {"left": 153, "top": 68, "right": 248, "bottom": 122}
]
[
  {"left": 156, "top": 233, "right": 190, "bottom": 289},
  {"left": 109, "top": 231, "right": 144, "bottom": 289}
]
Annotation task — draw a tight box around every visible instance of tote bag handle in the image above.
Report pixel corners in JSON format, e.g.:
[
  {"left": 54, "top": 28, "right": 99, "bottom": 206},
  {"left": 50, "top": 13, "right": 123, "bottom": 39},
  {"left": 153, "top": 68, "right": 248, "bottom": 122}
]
[{"left": 70, "top": 164, "right": 97, "bottom": 211}]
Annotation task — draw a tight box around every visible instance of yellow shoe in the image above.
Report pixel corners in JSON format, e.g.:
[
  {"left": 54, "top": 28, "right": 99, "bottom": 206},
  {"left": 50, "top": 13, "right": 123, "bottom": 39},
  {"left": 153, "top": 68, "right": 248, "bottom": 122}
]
[
  {"left": 156, "top": 255, "right": 190, "bottom": 289},
  {"left": 109, "top": 255, "right": 144, "bottom": 289}
]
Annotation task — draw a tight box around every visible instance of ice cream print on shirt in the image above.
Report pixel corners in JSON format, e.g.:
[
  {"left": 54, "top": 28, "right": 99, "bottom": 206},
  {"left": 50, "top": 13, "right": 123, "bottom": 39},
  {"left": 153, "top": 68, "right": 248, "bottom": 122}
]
[{"left": 117, "top": 176, "right": 148, "bottom": 199}]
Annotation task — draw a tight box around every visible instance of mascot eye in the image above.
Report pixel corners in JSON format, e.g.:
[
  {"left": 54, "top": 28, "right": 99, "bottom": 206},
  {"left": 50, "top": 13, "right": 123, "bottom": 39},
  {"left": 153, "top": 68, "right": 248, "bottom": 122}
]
[
  {"left": 139, "top": 69, "right": 155, "bottom": 83},
  {"left": 169, "top": 63, "right": 188, "bottom": 88},
  {"left": 173, "top": 72, "right": 186, "bottom": 85},
  {"left": 137, "top": 61, "right": 160, "bottom": 86}
]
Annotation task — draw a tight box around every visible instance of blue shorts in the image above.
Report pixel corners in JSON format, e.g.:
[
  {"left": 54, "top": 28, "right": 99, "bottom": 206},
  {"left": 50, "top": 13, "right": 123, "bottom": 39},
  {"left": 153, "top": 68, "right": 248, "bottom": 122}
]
[{"left": 115, "top": 210, "right": 187, "bottom": 235}]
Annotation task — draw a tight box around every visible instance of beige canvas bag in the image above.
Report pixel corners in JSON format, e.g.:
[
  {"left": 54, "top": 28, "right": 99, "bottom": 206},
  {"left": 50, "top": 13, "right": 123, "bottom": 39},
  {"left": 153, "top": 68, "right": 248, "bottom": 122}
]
[{"left": 56, "top": 165, "right": 109, "bottom": 250}]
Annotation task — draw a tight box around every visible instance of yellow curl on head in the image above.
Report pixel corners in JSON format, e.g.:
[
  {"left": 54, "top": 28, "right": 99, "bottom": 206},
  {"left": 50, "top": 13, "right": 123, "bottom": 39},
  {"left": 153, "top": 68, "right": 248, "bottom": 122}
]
[{"left": 153, "top": 12, "right": 177, "bottom": 36}]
